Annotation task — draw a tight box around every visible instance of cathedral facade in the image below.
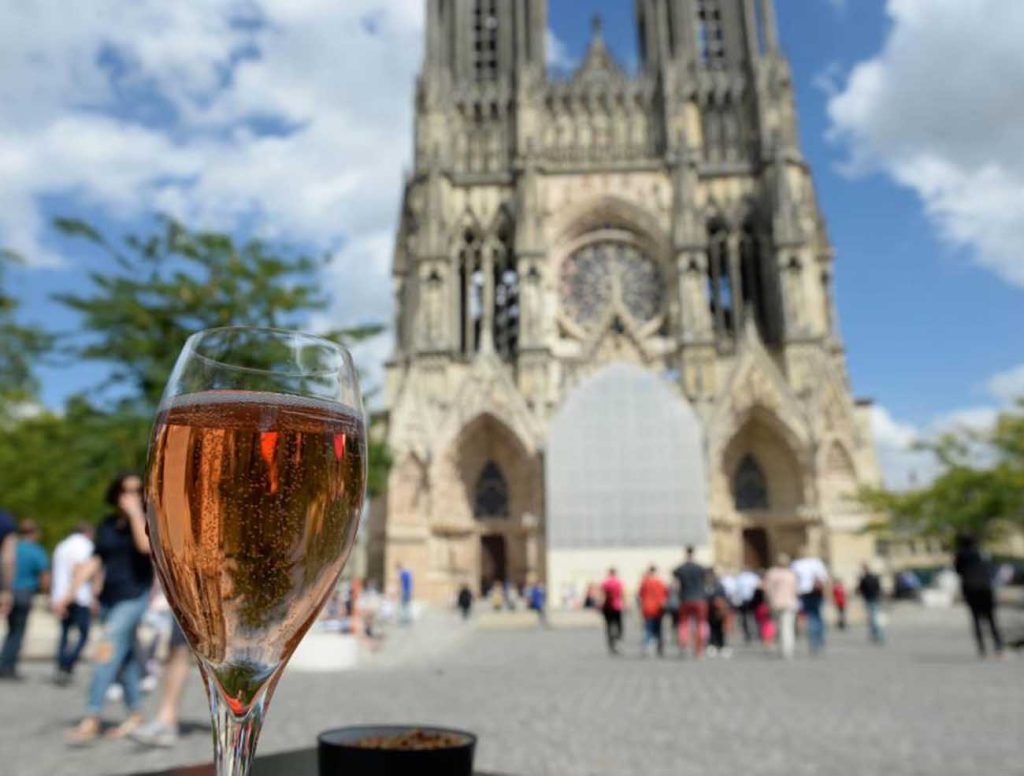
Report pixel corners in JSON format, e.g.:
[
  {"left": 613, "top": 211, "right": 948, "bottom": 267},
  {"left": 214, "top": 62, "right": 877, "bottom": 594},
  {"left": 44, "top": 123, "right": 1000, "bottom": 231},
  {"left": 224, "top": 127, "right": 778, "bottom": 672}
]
[{"left": 371, "top": 0, "right": 881, "bottom": 602}]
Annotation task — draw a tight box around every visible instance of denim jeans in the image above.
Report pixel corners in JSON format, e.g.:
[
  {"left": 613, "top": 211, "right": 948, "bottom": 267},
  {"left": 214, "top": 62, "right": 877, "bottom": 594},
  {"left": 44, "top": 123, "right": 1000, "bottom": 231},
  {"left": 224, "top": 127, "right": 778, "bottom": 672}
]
[
  {"left": 0, "top": 590, "right": 34, "bottom": 673},
  {"left": 800, "top": 592, "right": 826, "bottom": 654},
  {"left": 85, "top": 592, "right": 149, "bottom": 715},
  {"left": 865, "top": 601, "right": 885, "bottom": 644},
  {"left": 57, "top": 603, "right": 92, "bottom": 673},
  {"left": 642, "top": 614, "right": 664, "bottom": 655}
]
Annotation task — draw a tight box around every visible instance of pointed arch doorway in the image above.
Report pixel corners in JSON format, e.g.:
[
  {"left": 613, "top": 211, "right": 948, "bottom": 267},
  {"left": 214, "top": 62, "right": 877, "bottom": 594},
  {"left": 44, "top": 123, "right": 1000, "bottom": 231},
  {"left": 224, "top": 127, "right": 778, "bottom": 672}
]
[{"left": 480, "top": 535, "right": 507, "bottom": 594}]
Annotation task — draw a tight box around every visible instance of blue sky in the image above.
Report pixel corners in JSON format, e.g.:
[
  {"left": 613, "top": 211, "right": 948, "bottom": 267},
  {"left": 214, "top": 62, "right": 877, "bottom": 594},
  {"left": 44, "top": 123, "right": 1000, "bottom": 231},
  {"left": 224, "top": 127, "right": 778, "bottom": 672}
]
[{"left": 2, "top": 0, "right": 1023, "bottom": 487}]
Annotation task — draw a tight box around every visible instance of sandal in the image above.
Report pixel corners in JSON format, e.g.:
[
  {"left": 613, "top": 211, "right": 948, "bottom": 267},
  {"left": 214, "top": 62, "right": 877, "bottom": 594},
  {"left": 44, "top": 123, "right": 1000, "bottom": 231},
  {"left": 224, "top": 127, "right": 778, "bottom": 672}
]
[
  {"left": 105, "top": 714, "right": 144, "bottom": 740},
  {"left": 66, "top": 717, "right": 101, "bottom": 746}
]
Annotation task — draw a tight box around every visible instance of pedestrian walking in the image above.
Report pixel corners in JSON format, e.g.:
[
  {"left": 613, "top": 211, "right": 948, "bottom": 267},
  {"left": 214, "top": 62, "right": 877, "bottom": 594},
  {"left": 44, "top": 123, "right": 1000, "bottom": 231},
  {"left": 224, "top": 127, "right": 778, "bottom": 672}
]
[
  {"left": 0, "top": 519, "right": 50, "bottom": 680},
  {"left": 131, "top": 620, "right": 192, "bottom": 748},
  {"left": 63, "top": 473, "right": 153, "bottom": 744},
  {"left": 856, "top": 563, "right": 885, "bottom": 645},
  {"left": 791, "top": 549, "right": 829, "bottom": 655},
  {"left": 734, "top": 566, "right": 761, "bottom": 644},
  {"left": 673, "top": 546, "right": 707, "bottom": 658},
  {"left": 457, "top": 584, "right": 473, "bottom": 620},
  {"left": 764, "top": 554, "right": 799, "bottom": 659},
  {"left": 0, "top": 509, "right": 16, "bottom": 620},
  {"left": 638, "top": 566, "right": 668, "bottom": 657},
  {"left": 51, "top": 523, "right": 96, "bottom": 685},
  {"left": 832, "top": 579, "right": 848, "bottom": 630},
  {"left": 752, "top": 583, "right": 775, "bottom": 645},
  {"left": 953, "top": 534, "right": 1004, "bottom": 658},
  {"left": 706, "top": 568, "right": 732, "bottom": 658},
  {"left": 396, "top": 563, "right": 413, "bottom": 625},
  {"left": 600, "top": 568, "right": 624, "bottom": 655},
  {"left": 528, "top": 580, "right": 548, "bottom": 628}
]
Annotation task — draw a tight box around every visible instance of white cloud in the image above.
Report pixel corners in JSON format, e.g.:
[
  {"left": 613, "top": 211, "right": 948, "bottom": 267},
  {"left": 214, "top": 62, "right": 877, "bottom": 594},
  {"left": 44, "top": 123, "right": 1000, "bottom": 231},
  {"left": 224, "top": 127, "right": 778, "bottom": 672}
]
[
  {"left": 546, "top": 29, "right": 576, "bottom": 73},
  {"left": 870, "top": 404, "right": 935, "bottom": 490},
  {"left": 0, "top": 0, "right": 424, "bottom": 339},
  {"left": 813, "top": 61, "right": 843, "bottom": 97},
  {"left": 827, "top": 0, "right": 1024, "bottom": 287},
  {"left": 988, "top": 364, "right": 1024, "bottom": 404},
  {"left": 872, "top": 361, "right": 1024, "bottom": 489}
]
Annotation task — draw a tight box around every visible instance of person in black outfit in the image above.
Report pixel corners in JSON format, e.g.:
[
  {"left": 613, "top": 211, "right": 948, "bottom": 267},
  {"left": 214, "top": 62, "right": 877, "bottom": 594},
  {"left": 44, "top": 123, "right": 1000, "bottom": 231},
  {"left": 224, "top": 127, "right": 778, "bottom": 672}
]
[
  {"left": 62, "top": 473, "right": 154, "bottom": 744},
  {"left": 457, "top": 584, "right": 474, "bottom": 620},
  {"left": 953, "top": 534, "right": 1003, "bottom": 658},
  {"left": 857, "top": 564, "right": 885, "bottom": 645},
  {"left": 705, "top": 569, "right": 731, "bottom": 657}
]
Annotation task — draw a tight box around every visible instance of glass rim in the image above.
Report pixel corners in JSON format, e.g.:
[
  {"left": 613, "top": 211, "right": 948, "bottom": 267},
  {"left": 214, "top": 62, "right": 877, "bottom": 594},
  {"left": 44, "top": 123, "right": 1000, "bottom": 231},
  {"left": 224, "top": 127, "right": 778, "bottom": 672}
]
[{"left": 185, "top": 325, "right": 354, "bottom": 379}]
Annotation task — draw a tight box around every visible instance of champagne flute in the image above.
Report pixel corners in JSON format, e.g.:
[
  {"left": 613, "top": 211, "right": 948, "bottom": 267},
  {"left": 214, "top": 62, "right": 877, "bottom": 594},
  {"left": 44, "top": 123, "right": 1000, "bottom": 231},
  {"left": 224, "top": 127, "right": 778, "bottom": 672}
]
[{"left": 145, "top": 327, "right": 366, "bottom": 775}]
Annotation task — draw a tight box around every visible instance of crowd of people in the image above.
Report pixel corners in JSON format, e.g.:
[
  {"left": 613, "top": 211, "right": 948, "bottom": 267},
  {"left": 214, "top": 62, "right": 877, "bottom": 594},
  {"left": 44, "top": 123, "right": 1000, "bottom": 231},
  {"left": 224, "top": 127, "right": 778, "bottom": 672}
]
[
  {"left": 0, "top": 474, "right": 191, "bottom": 747},
  {"left": 590, "top": 542, "right": 1006, "bottom": 660},
  {"left": 0, "top": 478, "right": 1012, "bottom": 755}
]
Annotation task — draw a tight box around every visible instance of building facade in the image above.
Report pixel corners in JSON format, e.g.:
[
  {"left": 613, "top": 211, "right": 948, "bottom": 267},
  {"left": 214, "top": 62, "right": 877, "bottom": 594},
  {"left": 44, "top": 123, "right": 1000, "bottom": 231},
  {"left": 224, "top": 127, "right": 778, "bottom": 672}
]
[{"left": 372, "top": 0, "right": 881, "bottom": 602}]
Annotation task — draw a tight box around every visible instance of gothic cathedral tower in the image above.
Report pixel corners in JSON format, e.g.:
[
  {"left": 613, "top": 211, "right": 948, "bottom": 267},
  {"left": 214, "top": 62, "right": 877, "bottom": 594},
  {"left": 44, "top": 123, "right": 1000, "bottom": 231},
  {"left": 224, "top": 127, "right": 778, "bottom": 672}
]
[{"left": 373, "top": 0, "right": 881, "bottom": 602}]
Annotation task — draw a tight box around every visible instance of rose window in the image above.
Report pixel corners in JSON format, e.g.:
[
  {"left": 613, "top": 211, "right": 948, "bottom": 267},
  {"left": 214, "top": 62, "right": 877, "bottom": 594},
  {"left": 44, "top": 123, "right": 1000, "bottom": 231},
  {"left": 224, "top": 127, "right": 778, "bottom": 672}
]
[{"left": 559, "top": 241, "right": 662, "bottom": 329}]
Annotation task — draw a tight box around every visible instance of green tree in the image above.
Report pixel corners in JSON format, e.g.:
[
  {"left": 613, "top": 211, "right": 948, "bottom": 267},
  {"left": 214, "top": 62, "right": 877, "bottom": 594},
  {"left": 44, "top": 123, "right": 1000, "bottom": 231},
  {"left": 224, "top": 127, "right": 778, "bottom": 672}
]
[
  {"left": 0, "top": 251, "right": 52, "bottom": 413},
  {"left": 860, "top": 401, "right": 1024, "bottom": 543},
  {"left": 0, "top": 217, "right": 390, "bottom": 544},
  {"left": 52, "top": 216, "right": 336, "bottom": 410}
]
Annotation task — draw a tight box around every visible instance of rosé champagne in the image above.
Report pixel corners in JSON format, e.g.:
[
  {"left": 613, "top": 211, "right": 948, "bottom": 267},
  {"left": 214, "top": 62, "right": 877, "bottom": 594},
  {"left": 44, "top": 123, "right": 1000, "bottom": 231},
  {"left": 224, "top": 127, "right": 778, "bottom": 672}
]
[{"left": 146, "top": 390, "right": 366, "bottom": 713}]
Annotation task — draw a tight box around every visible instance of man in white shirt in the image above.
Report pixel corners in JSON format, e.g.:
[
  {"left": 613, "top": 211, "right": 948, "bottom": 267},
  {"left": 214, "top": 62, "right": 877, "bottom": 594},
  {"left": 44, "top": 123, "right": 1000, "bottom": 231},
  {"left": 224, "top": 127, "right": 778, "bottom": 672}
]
[
  {"left": 791, "top": 552, "right": 829, "bottom": 655},
  {"left": 50, "top": 524, "right": 95, "bottom": 684}
]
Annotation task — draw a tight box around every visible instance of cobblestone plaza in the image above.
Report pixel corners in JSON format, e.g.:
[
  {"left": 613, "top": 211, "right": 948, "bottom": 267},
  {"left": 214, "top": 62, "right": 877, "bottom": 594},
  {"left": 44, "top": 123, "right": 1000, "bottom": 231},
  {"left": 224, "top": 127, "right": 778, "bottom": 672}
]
[{"left": 1, "top": 605, "right": 1021, "bottom": 775}]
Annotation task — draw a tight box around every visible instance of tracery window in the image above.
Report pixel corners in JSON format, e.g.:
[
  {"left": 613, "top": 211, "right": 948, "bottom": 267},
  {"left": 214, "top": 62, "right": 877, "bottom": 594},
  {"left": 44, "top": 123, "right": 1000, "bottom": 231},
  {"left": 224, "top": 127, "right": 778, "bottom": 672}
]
[
  {"left": 740, "top": 219, "right": 770, "bottom": 341},
  {"left": 696, "top": 0, "right": 726, "bottom": 68},
  {"left": 559, "top": 241, "right": 662, "bottom": 331},
  {"left": 459, "top": 229, "right": 483, "bottom": 355},
  {"left": 458, "top": 222, "right": 518, "bottom": 359},
  {"left": 733, "top": 454, "right": 769, "bottom": 511},
  {"left": 706, "top": 221, "right": 734, "bottom": 337},
  {"left": 472, "top": 0, "right": 499, "bottom": 81},
  {"left": 492, "top": 222, "right": 519, "bottom": 359},
  {"left": 474, "top": 460, "right": 509, "bottom": 519}
]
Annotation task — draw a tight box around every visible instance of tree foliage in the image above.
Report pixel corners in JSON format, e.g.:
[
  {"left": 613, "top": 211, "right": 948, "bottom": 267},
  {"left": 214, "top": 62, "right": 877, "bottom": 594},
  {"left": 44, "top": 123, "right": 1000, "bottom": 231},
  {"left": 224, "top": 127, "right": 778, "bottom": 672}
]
[
  {"left": 860, "top": 401, "right": 1024, "bottom": 542},
  {"left": 0, "top": 251, "right": 52, "bottom": 411},
  {"left": 52, "top": 217, "right": 334, "bottom": 410},
  {"left": 0, "top": 218, "right": 390, "bottom": 546}
]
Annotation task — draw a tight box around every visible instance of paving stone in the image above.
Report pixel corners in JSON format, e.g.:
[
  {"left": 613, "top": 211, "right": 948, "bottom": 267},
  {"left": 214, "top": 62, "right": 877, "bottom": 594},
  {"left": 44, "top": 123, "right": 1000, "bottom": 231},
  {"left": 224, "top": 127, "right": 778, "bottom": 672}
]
[{"left": 0, "top": 604, "right": 1021, "bottom": 776}]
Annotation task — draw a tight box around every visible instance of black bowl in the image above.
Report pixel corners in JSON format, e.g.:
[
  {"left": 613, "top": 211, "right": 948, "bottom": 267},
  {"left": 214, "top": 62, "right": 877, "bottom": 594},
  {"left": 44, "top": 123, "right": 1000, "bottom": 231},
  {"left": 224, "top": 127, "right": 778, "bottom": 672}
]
[{"left": 318, "top": 725, "right": 477, "bottom": 776}]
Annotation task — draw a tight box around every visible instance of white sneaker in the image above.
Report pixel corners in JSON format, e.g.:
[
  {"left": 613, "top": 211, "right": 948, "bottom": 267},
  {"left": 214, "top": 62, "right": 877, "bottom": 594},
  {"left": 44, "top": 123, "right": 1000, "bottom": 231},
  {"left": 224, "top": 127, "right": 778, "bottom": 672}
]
[
  {"left": 140, "top": 674, "right": 159, "bottom": 694},
  {"left": 131, "top": 720, "right": 179, "bottom": 748},
  {"left": 105, "top": 684, "right": 124, "bottom": 702}
]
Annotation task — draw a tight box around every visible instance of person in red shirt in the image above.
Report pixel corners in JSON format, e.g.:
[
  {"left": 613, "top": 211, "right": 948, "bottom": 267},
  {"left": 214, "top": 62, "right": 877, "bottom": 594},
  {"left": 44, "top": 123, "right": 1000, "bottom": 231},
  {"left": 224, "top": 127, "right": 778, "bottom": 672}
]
[
  {"left": 600, "top": 568, "right": 625, "bottom": 655},
  {"left": 832, "top": 580, "right": 848, "bottom": 630},
  {"left": 638, "top": 566, "right": 669, "bottom": 657}
]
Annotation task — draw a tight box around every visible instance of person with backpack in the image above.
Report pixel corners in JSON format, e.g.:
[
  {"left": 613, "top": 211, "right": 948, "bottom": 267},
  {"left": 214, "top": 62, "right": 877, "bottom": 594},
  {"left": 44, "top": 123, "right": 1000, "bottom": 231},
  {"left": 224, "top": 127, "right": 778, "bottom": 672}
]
[{"left": 954, "top": 534, "right": 1004, "bottom": 658}]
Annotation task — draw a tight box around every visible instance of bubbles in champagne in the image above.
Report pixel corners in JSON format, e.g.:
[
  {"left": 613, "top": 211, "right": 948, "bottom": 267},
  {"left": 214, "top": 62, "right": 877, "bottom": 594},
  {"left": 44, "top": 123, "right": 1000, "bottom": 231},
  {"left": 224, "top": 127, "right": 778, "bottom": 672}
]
[{"left": 147, "top": 390, "right": 366, "bottom": 711}]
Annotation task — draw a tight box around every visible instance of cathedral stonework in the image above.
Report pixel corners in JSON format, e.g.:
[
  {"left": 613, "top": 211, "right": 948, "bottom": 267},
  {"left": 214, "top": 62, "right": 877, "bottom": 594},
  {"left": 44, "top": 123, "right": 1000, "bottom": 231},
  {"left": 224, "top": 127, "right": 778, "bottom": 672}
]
[{"left": 371, "top": 0, "right": 881, "bottom": 602}]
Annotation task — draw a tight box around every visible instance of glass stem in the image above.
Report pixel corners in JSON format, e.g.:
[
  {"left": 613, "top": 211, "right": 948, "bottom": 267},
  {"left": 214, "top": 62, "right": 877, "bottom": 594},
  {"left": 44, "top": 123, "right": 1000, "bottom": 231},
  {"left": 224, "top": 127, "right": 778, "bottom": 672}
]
[{"left": 206, "top": 674, "right": 269, "bottom": 776}]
